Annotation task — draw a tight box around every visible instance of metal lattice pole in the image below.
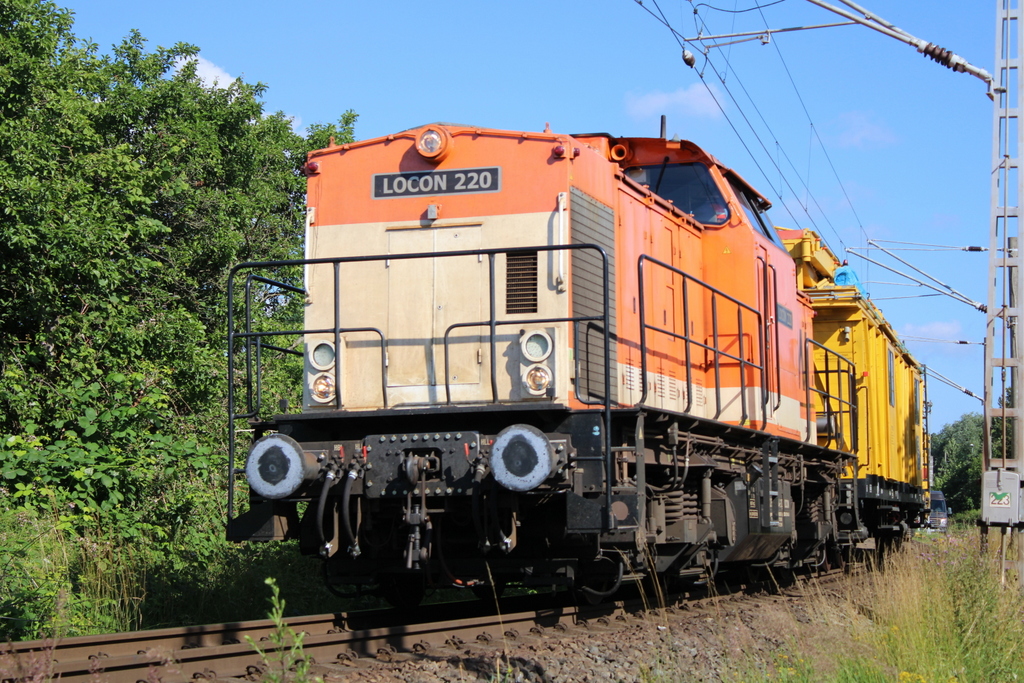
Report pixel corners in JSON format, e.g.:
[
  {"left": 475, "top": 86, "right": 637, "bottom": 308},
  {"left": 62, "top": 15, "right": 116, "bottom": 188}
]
[
  {"left": 985, "top": 1, "right": 1023, "bottom": 471},
  {"left": 982, "top": 1, "right": 1024, "bottom": 540}
]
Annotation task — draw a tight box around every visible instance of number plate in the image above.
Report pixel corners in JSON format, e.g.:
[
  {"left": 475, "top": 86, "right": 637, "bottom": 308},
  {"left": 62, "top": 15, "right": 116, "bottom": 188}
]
[{"left": 372, "top": 167, "right": 501, "bottom": 199}]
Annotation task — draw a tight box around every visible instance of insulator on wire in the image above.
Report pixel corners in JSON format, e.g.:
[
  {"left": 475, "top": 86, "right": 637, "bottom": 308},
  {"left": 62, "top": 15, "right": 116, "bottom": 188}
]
[{"left": 922, "top": 43, "right": 966, "bottom": 73}]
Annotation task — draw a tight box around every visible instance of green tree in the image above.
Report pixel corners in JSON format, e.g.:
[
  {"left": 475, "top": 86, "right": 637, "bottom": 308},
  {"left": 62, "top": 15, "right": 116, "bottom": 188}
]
[
  {"left": 931, "top": 412, "right": 984, "bottom": 513},
  {"left": 0, "top": 0, "right": 356, "bottom": 637}
]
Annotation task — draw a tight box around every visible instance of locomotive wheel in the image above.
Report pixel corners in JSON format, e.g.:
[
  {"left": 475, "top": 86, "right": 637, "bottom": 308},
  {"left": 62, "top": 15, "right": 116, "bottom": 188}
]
[{"left": 377, "top": 573, "right": 425, "bottom": 609}]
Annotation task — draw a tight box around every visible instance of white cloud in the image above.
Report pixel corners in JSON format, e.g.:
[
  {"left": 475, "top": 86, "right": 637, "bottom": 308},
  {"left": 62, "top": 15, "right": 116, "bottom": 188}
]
[
  {"left": 833, "top": 111, "right": 897, "bottom": 149},
  {"left": 901, "top": 320, "right": 964, "bottom": 341},
  {"left": 899, "top": 320, "right": 982, "bottom": 366},
  {"left": 625, "top": 83, "right": 723, "bottom": 121},
  {"left": 174, "top": 55, "right": 234, "bottom": 89}
]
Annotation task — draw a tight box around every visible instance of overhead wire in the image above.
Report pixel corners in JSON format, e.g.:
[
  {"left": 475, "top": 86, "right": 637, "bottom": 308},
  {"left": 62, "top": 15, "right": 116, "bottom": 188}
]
[
  {"left": 694, "top": 0, "right": 786, "bottom": 14},
  {"left": 646, "top": 0, "right": 988, "bottom": 419},
  {"left": 869, "top": 239, "right": 987, "bottom": 252},
  {"left": 692, "top": 0, "right": 851, "bottom": 254},
  {"left": 640, "top": 0, "right": 855, "bottom": 242},
  {"left": 684, "top": 2, "right": 837, "bottom": 239},
  {"left": 869, "top": 294, "right": 944, "bottom": 301},
  {"left": 755, "top": 2, "right": 866, "bottom": 254},
  {"left": 901, "top": 335, "right": 982, "bottom": 345},
  {"left": 692, "top": 30, "right": 842, "bottom": 240},
  {"left": 634, "top": 0, "right": 807, "bottom": 230},
  {"left": 637, "top": 1, "right": 983, "bottom": 320}
]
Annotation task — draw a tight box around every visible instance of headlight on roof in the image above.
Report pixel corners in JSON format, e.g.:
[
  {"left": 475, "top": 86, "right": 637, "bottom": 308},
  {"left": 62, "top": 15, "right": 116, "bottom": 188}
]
[
  {"left": 416, "top": 126, "right": 453, "bottom": 163},
  {"left": 523, "top": 363, "right": 552, "bottom": 396},
  {"left": 310, "top": 372, "right": 336, "bottom": 402}
]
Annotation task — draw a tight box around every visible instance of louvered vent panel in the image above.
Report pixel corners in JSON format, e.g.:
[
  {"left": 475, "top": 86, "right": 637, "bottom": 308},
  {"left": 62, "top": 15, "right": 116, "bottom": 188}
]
[
  {"left": 570, "top": 187, "right": 617, "bottom": 404},
  {"left": 506, "top": 250, "right": 538, "bottom": 314}
]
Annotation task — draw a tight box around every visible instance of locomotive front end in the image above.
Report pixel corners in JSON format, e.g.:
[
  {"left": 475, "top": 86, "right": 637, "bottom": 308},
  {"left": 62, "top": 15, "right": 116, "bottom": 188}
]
[{"left": 228, "top": 124, "right": 620, "bottom": 603}]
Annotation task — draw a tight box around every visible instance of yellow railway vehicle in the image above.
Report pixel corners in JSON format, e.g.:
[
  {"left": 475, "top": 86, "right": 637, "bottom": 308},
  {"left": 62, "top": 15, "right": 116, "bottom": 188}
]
[{"left": 781, "top": 229, "right": 928, "bottom": 544}]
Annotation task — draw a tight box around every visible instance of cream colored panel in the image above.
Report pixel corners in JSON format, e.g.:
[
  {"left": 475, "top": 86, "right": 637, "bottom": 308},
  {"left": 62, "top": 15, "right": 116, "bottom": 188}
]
[
  {"left": 387, "top": 229, "right": 435, "bottom": 386},
  {"left": 434, "top": 227, "right": 483, "bottom": 385},
  {"left": 303, "top": 211, "right": 572, "bottom": 409},
  {"left": 715, "top": 387, "right": 806, "bottom": 439}
]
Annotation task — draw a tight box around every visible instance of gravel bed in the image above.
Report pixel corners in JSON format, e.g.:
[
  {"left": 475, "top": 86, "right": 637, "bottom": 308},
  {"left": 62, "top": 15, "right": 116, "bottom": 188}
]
[{"left": 314, "top": 592, "right": 824, "bottom": 682}]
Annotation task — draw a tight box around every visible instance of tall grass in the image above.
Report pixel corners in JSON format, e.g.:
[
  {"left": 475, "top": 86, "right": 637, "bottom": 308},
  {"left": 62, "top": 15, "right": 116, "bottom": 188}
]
[
  {"left": 0, "top": 500, "right": 337, "bottom": 641},
  {"left": 767, "top": 530, "right": 1024, "bottom": 682},
  {"left": 0, "top": 507, "right": 144, "bottom": 639},
  {"left": 865, "top": 531, "right": 1024, "bottom": 682}
]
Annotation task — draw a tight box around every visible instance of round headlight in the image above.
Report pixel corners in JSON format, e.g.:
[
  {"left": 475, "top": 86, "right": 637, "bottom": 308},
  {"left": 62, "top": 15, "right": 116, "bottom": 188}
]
[
  {"left": 416, "top": 127, "right": 452, "bottom": 162},
  {"left": 310, "top": 341, "right": 335, "bottom": 370},
  {"left": 310, "top": 372, "right": 335, "bottom": 402},
  {"left": 420, "top": 130, "right": 442, "bottom": 154},
  {"left": 523, "top": 364, "right": 552, "bottom": 395},
  {"left": 521, "top": 330, "right": 552, "bottom": 362}
]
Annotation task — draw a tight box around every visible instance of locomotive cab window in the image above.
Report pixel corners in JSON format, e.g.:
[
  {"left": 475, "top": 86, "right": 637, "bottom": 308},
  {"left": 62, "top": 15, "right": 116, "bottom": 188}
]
[
  {"left": 732, "top": 181, "right": 783, "bottom": 248},
  {"left": 625, "top": 162, "right": 729, "bottom": 225}
]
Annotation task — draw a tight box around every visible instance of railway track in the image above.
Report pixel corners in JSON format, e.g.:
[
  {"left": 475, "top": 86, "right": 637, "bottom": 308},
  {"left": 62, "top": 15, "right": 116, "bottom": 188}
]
[{"left": 1, "top": 566, "right": 855, "bottom": 683}]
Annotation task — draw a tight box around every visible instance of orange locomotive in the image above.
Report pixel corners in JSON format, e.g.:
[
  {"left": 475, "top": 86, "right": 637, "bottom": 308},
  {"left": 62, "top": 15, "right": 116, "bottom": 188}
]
[{"left": 227, "top": 123, "right": 858, "bottom": 603}]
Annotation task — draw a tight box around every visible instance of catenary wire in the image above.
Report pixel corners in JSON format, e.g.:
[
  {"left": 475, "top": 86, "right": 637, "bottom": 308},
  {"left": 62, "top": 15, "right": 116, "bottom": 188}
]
[
  {"left": 691, "top": 0, "right": 850, "bottom": 253},
  {"left": 755, "top": 2, "right": 866, "bottom": 253},
  {"left": 635, "top": 0, "right": 806, "bottom": 229},
  {"left": 694, "top": 0, "right": 786, "bottom": 14},
  {"left": 684, "top": 3, "right": 834, "bottom": 237},
  {"left": 697, "top": 52, "right": 845, "bottom": 247},
  {"left": 638, "top": 0, "right": 852, "bottom": 241}
]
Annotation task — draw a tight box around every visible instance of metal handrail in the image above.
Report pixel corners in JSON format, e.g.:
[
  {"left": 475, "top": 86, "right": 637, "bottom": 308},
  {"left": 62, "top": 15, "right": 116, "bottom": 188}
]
[
  {"left": 756, "top": 256, "right": 782, "bottom": 413},
  {"left": 805, "top": 338, "right": 858, "bottom": 453},
  {"left": 637, "top": 254, "right": 768, "bottom": 429},
  {"left": 226, "top": 244, "right": 614, "bottom": 527}
]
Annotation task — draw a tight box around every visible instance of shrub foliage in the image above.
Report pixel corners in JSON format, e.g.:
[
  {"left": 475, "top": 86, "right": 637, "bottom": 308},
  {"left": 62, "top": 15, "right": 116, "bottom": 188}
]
[{"left": 0, "top": 0, "right": 355, "bottom": 638}]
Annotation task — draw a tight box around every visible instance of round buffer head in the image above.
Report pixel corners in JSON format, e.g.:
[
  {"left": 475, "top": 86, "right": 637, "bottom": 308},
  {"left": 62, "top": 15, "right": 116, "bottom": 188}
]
[
  {"left": 490, "top": 424, "right": 555, "bottom": 493},
  {"left": 245, "top": 433, "right": 318, "bottom": 499}
]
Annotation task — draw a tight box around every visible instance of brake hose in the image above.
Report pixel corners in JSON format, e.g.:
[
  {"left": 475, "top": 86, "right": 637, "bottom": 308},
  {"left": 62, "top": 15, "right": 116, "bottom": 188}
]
[
  {"left": 579, "top": 559, "right": 624, "bottom": 599},
  {"left": 316, "top": 470, "right": 338, "bottom": 557},
  {"left": 341, "top": 468, "right": 361, "bottom": 558}
]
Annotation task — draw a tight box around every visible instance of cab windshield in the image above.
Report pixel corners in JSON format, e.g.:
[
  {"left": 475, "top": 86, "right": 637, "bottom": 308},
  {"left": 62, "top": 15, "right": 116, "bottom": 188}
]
[{"left": 625, "top": 162, "right": 729, "bottom": 226}]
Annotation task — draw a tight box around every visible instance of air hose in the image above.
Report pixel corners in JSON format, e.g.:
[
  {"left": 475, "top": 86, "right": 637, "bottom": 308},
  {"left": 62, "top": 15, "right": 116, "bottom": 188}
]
[
  {"left": 316, "top": 470, "right": 338, "bottom": 557},
  {"left": 341, "top": 468, "right": 361, "bottom": 558},
  {"left": 579, "top": 559, "right": 625, "bottom": 599}
]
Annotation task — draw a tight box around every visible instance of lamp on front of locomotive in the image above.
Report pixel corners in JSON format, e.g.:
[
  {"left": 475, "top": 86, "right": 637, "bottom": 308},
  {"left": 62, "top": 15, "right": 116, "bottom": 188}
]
[
  {"left": 416, "top": 126, "right": 453, "bottom": 163},
  {"left": 307, "top": 339, "right": 338, "bottom": 404},
  {"left": 520, "top": 329, "right": 554, "bottom": 397},
  {"left": 245, "top": 433, "right": 321, "bottom": 499},
  {"left": 309, "top": 373, "right": 335, "bottom": 403},
  {"left": 490, "top": 424, "right": 556, "bottom": 492},
  {"left": 310, "top": 341, "right": 336, "bottom": 370}
]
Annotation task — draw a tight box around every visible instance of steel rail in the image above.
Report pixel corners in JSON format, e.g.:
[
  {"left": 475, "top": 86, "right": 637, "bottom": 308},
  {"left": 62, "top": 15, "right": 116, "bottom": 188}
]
[
  {"left": 2, "top": 597, "right": 627, "bottom": 683},
  {"left": 2, "top": 565, "right": 861, "bottom": 683}
]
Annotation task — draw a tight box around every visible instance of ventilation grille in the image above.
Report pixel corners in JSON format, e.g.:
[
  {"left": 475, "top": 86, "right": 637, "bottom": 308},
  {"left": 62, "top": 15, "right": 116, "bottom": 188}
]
[{"left": 506, "top": 250, "right": 538, "bottom": 314}]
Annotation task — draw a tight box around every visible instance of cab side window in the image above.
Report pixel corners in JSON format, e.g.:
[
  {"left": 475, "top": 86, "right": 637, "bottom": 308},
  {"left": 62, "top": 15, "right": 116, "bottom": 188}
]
[
  {"left": 732, "top": 182, "right": 783, "bottom": 248},
  {"left": 625, "top": 162, "right": 730, "bottom": 226}
]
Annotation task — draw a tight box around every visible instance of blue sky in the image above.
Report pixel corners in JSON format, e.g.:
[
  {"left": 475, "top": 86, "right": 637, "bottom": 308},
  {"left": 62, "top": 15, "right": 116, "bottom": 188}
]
[{"left": 60, "top": 0, "right": 994, "bottom": 432}]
